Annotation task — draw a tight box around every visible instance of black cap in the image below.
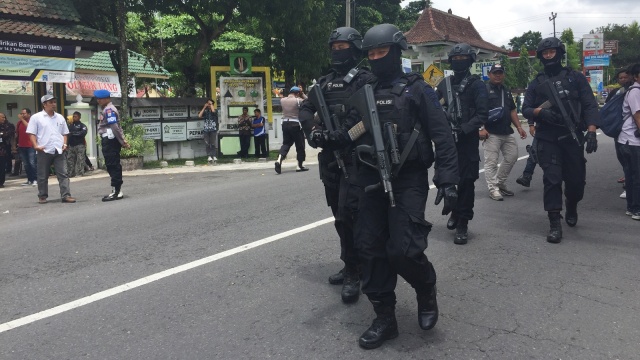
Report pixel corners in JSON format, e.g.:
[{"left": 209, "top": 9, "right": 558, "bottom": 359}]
[{"left": 489, "top": 64, "right": 505, "bottom": 73}]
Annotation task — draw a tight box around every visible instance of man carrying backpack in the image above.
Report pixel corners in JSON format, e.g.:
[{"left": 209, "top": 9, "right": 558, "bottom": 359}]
[{"left": 618, "top": 63, "right": 640, "bottom": 220}]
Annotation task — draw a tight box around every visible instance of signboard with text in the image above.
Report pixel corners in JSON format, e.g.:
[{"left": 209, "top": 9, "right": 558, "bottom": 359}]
[
  {"left": 219, "top": 76, "right": 264, "bottom": 133},
  {"left": 0, "top": 80, "right": 32, "bottom": 95},
  {"left": 162, "top": 122, "right": 187, "bottom": 142},
  {"left": 584, "top": 55, "right": 610, "bottom": 67},
  {"left": 162, "top": 106, "right": 189, "bottom": 119},
  {"left": 604, "top": 40, "right": 618, "bottom": 54},
  {"left": 141, "top": 122, "right": 162, "bottom": 140},
  {"left": 66, "top": 73, "right": 122, "bottom": 98},
  {"left": 131, "top": 106, "right": 161, "bottom": 121},
  {"left": 0, "top": 40, "right": 75, "bottom": 80},
  {"left": 186, "top": 121, "right": 204, "bottom": 140}
]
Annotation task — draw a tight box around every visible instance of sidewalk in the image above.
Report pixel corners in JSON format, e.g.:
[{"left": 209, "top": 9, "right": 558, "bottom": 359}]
[{"left": 0, "top": 144, "right": 322, "bottom": 191}]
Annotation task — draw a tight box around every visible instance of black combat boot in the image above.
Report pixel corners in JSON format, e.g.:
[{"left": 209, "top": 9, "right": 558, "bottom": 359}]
[
  {"left": 547, "top": 211, "right": 563, "bottom": 243},
  {"left": 447, "top": 213, "right": 459, "bottom": 230},
  {"left": 358, "top": 301, "right": 398, "bottom": 349},
  {"left": 328, "top": 268, "right": 344, "bottom": 285},
  {"left": 565, "top": 199, "right": 578, "bottom": 227},
  {"left": 341, "top": 268, "right": 360, "bottom": 303},
  {"left": 417, "top": 286, "right": 438, "bottom": 330},
  {"left": 454, "top": 219, "right": 468, "bottom": 245},
  {"left": 516, "top": 173, "right": 532, "bottom": 187}
]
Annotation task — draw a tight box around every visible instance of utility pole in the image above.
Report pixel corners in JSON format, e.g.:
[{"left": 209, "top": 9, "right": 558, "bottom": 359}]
[
  {"left": 549, "top": 12, "right": 557, "bottom": 38},
  {"left": 345, "top": 0, "right": 351, "bottom": 27}
]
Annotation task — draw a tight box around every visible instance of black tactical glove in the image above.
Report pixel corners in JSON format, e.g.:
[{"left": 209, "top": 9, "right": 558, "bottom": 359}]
[
  {"left": 434, "top": 184, "right": 458, "bottom": 216},
  {"left": 326, "top": 130, "right": 350, "bottom": 147},
  {"left": 585, "top": 131, "right": 598, "bottom": 153},
  {"left": 538, "top": 108, "right": 564, "bottom": 125},
  {"left": 307, "top": 129, "right": 327, "bottom": 148}
]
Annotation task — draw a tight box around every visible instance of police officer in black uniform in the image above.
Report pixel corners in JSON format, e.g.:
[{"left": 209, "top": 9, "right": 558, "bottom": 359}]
[
  {"left": 345, "top": 24, "right": 459, "bottom": 349},
  {"left": 436, "top": 43, "right": 489, "bottom": 244},
  {"left": 299, "top": 27, "right": 375, "bottom": 304},
  {"left": 522, "top": 37, "right": 598, "bottom": 243}
]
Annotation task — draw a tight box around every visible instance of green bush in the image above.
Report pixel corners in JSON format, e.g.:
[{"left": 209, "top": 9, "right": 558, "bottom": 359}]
[{"left": 118, "top": 116, "right": 155, "bottom": 158}]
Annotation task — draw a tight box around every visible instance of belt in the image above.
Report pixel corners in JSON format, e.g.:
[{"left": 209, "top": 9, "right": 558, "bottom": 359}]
[{"left": 282, "top": 119, "right": 300, "bottom": 123}]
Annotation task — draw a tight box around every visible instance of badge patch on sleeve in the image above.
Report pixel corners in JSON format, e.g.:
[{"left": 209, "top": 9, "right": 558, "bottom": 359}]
[{"left": 105, "top": 109, "right": 118, "bottom": 124}]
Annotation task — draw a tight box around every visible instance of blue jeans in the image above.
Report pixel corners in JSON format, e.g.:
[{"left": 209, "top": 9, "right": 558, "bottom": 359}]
[{"left": 18, "top": 147, "right": 37, "bottom": 182}]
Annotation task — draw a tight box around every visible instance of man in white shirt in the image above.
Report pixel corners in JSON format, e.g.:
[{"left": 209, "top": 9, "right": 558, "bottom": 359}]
[
  {"left": 26, "top": 94, "right": 76, "bottom": 204},
  {"left": 618, "top": 63, "right": 640, "bottom": 220}
]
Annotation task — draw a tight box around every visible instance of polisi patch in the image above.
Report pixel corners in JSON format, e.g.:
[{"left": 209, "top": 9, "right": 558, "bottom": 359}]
[
  {"left": 328, "top": 81, "right": 345, "bottom": 89},
  {"left": 375, "top": 96, "right": 394, "bottom": 107}
]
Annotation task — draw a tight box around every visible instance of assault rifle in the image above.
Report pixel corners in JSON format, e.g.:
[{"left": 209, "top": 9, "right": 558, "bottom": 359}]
[
  {"left": 444, "top": 76, "right": 462, "bottom": 142},
  {"left": 308, "top": 84, "right": 348, "bottom": 178},
  {"left": 538, "top": 80, "right": 581, "bottom": 146},
  {"left": 348, "top": 84, "right": 396, "bottom": 207}
]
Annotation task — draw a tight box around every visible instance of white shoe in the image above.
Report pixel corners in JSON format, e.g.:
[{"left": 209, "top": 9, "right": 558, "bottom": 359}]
[
  {"left": 213, "top": 156, "right": 218, "bottom": 161},
  {"left": 21, "top": 181, "right": 30, "bottom": 186},
  {"left": 102, "top": 188, "right": 124, "bottom": 202},
  {"left": 620, "top": 191, "right": 626, "bottom": 199},
  {"left": 489, "top": 189, "right": 504, "bottom": 201},
  {"left": 207, "top": 156, "right": 213, "bottom": 162},
  {"left": 31, "top": 180, "right": 37, "bottom": 186}
]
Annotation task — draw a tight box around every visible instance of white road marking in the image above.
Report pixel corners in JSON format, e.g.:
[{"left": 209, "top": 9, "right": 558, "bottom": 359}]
[
  {"left": 0, "top": 217, "right": 334, "bottom": 334},
  {"left": 1, "top": 153, "right": 536, "bottom": 333}
]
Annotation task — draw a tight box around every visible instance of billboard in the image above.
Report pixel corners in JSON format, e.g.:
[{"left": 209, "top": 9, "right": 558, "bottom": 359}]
[{"left": 219, "top": 76, "right": 264, "bottom": 133}]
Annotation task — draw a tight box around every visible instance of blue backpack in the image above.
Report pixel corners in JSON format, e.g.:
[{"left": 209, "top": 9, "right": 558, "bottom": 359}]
[{"left": 597, "top": 85, "right": 639, "bottom": 138}]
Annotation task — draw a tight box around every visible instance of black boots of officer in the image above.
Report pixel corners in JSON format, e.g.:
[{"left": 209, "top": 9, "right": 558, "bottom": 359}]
[
  {"left": 341, "top": 267, "right": 360, "bottom": 303},
  {"left": 516, "top": 173, "right": 532, "bottom": 187},
  {"left": 454, "top": 219, "right": 468, "bottom": 245},
  {"left": 328, "top": 268, "right": 344, "bottom": 285},
  {"left": 565, "top": 199, "right": 578, "bottom": 227},
  {"left": 358, "top": 300, "right": 398, "bottom": 349},
  {"left": 547, "top": 211, "right": 563, "bottom": 243},
  {"left": 417, "top": 286, "right": 438, "bottom": 330}
]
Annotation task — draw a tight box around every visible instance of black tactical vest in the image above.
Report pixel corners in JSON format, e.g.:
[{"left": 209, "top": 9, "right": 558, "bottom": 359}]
[
  {"left": 319, "top": 69, "right": 371, "bottom": 127},
  {"left": 534, "top": 69, "right": 584, "bottom": 130},
  {"left": 439, "top": 74, "right": 481, "bottom": 125},
  {"left": 371, "top": 73, "right": 434, "bottom": 168}
]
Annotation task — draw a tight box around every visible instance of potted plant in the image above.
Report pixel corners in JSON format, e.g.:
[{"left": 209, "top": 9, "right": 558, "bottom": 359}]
[{"left": 98, "top": 116, "right": 154, "bottom": 171}]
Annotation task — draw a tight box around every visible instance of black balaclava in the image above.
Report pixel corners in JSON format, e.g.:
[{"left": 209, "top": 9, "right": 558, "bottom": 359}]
[
  {"left": 369, "top": 45, "right": 403, "bottom": 85},
  {"left": 331, "top": 48, "right": 357, "bottom": 74},
  {"left": 450, "top": 57, "right": 473, "bottom": 73},
  {"left": 541, "top": 49, "right": 564, "bottom": 76}
]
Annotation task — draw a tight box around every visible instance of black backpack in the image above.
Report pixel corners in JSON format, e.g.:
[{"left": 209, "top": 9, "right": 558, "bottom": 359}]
[{"left": 597, "top": 85, "right": 640, "bottom": 138}]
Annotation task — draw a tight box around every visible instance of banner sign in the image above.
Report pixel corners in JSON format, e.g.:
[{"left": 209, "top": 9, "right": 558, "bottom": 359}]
[
  {"left": 584, "top": 55, "right": 610, "bottom": 67},
  {"left": 588, "top": 70, "right": 603, "bottom": 93},
  {"left": 186, "top": 121, "right": 204, "bottom": 140},
  {"left": 162, "top": 122, "right": 187, "bottom": 142},
  {"left": 0, "top": 40, "right": 75, "bottom": 80},
  {"left": 66, "top": 73, "right": 122, "bottom": 98},
  {"left": 582, "top": 33, "right": 604, "bottom": 52},
  {"left": 0, "top": 80, "right": 33, "bottom": 95},
  {"left": 141, "top": 122, "right": 162, "bottom": 140}
]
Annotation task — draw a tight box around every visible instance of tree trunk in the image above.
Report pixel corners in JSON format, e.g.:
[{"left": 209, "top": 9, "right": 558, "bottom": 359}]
[{"left": 117, "top": 0, "right": 129, "bottom": 110}]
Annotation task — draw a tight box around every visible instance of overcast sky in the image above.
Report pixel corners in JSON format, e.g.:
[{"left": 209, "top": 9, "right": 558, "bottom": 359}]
[{"left": 403, "top": 0, "right": 639, "bottom": 48}]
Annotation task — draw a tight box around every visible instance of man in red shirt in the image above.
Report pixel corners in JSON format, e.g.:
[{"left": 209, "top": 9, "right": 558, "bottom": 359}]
[{"left": 16, "top": 108, "right": 37, "bottom": 186}]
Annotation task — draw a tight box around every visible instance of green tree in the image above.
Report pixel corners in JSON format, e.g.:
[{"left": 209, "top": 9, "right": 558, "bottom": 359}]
[
  {"left": 498, "top": 54, "right": 517, "bottom": 89},
  {"left": 596, "top": 21, "right": 640, "bottom": 70},
  {"left": 514, "top": 45, "right": 532, "bottom": 89},
  {"left": 560, "top": 28, "right": 581, "bottom": 70},
  {"left": 397, "top": 0, "right": 430, "bottom": 32},
  {"left": 508, "top": 31, "right": 542, "bottom": 52}
]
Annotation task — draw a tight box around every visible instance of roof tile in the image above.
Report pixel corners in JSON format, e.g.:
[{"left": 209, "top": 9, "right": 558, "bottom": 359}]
[
  {"left": 0, "top": 19, "right": 118, "bottom": 49},
  {"left": 405, "top": 7, "right": 506, "bottom": 54},
  {"left": 0, "top": 0, "right": 81, "bottom": 22},
  {"left": 76, "top": 50, "right": 170, "bottom": 78}
]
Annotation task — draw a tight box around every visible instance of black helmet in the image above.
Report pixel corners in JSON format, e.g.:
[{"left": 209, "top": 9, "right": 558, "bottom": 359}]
[
  {"left": 362, "top": 24, "right": 408, "bottom": 51},
  {"left": 448, "top": 43, "right": 476, "bottom": 62},
  {"left": 536, "top": 37, "right": 566, "bottom": 60},
  {"left": 328, "top": 27, "right": 362, "bottom": 51}
]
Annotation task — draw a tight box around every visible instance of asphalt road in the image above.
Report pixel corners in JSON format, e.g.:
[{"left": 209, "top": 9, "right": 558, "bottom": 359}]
[{"left": 0, "top": 134, "right": 638, "bottom": 359}]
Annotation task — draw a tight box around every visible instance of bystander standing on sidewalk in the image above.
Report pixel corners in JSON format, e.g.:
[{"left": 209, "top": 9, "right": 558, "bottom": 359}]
[
  {"left": 237, "top": 107, "right": 252, "bottom": 158},
  {"left": 199, "top": 98, "right": 219, "bottom": 163},
  {"left": 66, "top": 112, "right": 88, "bottom": 178},
  {"left": 251, "top": 109, "right": 267, "bottom": 158},
  {"left": 16, "top": 108, "right": 37, "bottom": 186},
  {"left": 26, "top": 95, "right": 75, "bottom": 204}
]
